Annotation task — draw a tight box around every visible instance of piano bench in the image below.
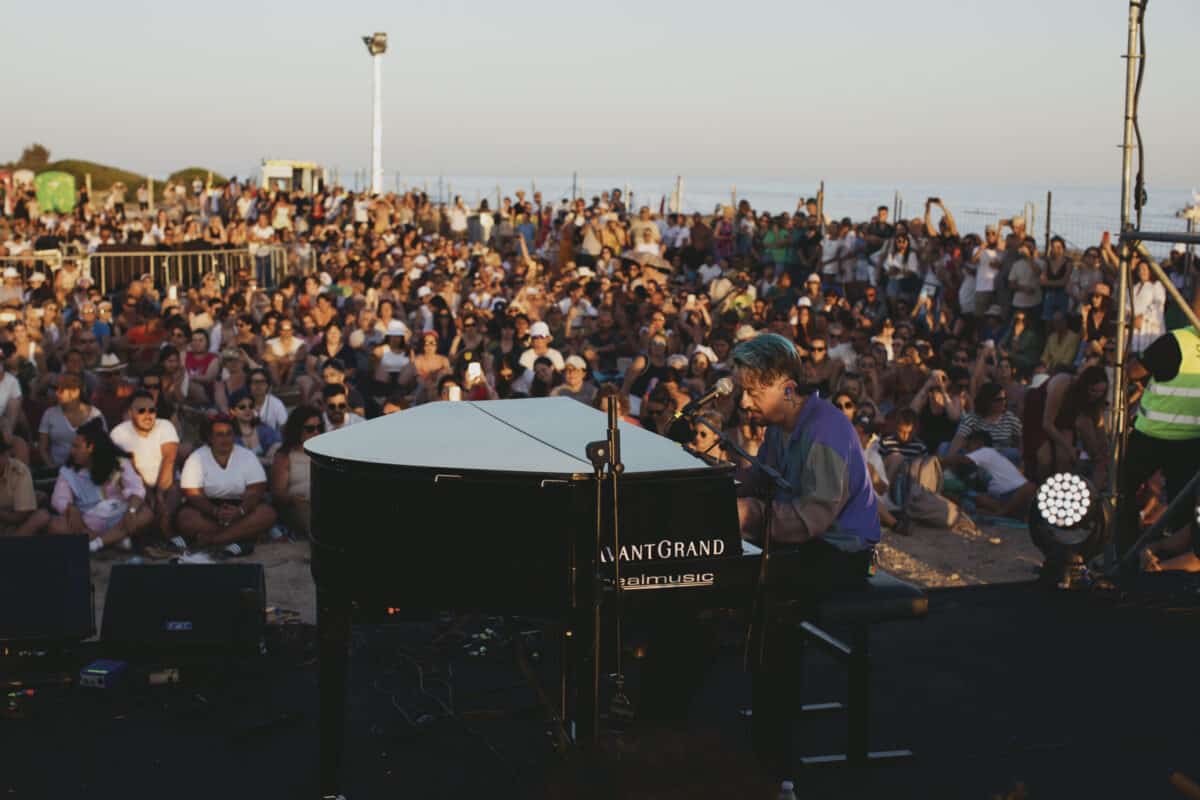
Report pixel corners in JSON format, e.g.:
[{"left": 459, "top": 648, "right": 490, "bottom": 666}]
[{"left": 796, "top": 570, "right": 927, "bottom": 768}]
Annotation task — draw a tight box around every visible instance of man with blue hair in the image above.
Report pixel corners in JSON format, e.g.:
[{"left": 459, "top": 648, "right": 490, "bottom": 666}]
[
  {"left": 733, "top": 332, "right": 880, "bottom": 559},
  {"left": 732, "top": 332, "right": 880, "bottom": 778}
]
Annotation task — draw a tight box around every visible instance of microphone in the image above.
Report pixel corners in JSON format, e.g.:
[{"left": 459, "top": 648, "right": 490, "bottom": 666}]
[{"left": 671, "top": 376, "right": 734, "bottom": 421}]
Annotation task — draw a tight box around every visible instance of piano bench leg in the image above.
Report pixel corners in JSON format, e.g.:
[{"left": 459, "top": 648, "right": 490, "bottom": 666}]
[{"left": 798, "top": 625, "right": 915, "bottom": 768}]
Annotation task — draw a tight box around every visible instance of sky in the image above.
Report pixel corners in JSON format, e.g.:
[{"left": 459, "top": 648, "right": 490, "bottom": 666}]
[{"left": 2, "top": 0, "right": 1198, "bottom": 187}]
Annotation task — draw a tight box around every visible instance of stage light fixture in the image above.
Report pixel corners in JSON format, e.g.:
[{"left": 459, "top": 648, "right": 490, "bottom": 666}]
[{"left": 1029, "top": 472, "right": 1108, "bottom": 589}]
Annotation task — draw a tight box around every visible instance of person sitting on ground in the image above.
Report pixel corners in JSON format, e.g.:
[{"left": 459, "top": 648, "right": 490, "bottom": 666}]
[
  {"left": 48, "top": 418, "right": 153, "bottom": 552},
  {"left": 109, "top": 389, "right": 181, "bottom": 542},
  {"left": 176, "top": 413, "right": 278, "bottom": 557},
  {"left": 320, "top": 383, "right": 364, "bottom": 430},
  {"left": 942, "top": 430, "right": 1035, "bottom": 519},
  {"left": 0, "top": 435, "right": 49, "bottom": 536},
  {"left": 878, "top": 408, "right": 928, "bottom": 482},
  {"left": 38, "top": 372, "right": 104, "bottom": 470},
  {"left": 229, "top": 388, "right": 282, "bottom": 467},
  {"left": 271, "top": 405, "right": 322, "bottom": 540},
  {"left": 1140, "top": 511, "right": 1200, "bottom": 574},
  {"left": 550, "top": 355, "right": 597, "bottom": 404},
  {"left": 944, "top": 381, "right": 1022, "bottom": 465},
  {"left": 247, "top": 367, "right": 288, "bottom": 431}
]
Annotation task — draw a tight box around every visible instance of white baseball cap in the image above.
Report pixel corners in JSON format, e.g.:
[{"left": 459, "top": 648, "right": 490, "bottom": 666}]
[
  {"left": 530, "top": 321, "right": 552, "bottom": 338},
  {"left": 385, "top": 319, "right": 410, "bottom": 338},
  {"left": 2, "top": 268, "right": 18, "bottom": 279},
  {"left": 417, "top": 285, "right": 433, "bottom": 298},
  {"left": 797, "top": 296, "right": 812, "bottom": 307},
  {"left": 565, "top": 355, "right": 588, "bottom": 370}
]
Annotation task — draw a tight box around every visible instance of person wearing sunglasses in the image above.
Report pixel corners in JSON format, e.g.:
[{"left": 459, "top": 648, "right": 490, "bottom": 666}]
[
  {"left": 320, "top": 383, "right": 363, "bottom": 431},
  {"left": 270, "top": 405, "right": 324, "bottom": 540},
  {"left": 228, "top": 389, "right": 282, "bottom": 468},
  {"left": 831, "top": 391, "right": 857, "bottom": 422},
  {"left": 111, "top": 389, "right": 181, "bottom": 544}
]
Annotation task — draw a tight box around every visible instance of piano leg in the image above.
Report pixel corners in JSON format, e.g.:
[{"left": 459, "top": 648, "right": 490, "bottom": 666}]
[
  {"left": 751, "top": 619, "right": 802, "bottom": 781},
  {"left": 317, "top": 583, "right": 352, "bottom": 799}
]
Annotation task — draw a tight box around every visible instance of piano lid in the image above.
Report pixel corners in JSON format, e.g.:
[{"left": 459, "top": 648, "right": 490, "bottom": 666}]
[{"left": 305, "top": 397, "right": 718, "bottom": 478}]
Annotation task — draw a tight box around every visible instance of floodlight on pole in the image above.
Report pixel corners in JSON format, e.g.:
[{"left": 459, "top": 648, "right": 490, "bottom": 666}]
[{"left": 362, "top": 32, "right": 387, "bottom": 196}]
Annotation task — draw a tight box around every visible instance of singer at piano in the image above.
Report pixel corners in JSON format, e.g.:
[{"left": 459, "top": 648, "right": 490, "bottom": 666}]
[{"left": 731, "top": 332, "right": 881, "bottom": 776}]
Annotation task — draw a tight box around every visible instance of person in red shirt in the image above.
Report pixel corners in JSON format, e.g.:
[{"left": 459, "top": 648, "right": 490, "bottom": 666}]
[{"left": 123, "top": 312, "right": 166, "bottom": 372}]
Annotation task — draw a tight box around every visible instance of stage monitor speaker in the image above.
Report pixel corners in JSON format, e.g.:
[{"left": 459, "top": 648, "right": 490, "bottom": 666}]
[
  {"left": 101, "top": 564, "right": 266, "bottom": 657},
  {"left": 0, "top": 535, "right": 93, "bottom": 644}
]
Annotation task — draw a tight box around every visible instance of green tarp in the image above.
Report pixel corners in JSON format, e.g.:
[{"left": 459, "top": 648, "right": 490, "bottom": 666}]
[{"left": 34, "top": 171, "right": 76, "bottom": 213}]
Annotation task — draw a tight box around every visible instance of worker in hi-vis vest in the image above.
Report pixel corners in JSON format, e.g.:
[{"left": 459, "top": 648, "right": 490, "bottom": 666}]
[{"left": 1121, "top": 288, "right": 1200, "bottom": 553}]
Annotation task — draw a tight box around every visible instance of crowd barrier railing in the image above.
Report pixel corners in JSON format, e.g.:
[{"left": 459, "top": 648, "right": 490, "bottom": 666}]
[{"left": 88, "top": 248, "right": 253, "bottom": 294}]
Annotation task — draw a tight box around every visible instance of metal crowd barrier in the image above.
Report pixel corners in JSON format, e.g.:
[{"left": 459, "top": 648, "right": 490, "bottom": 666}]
[
  {"left": 88, "top": 248, "right": 253, "bottom": 293},
  {"left": 0, "top": 251, "right": 89, "bottom": 281},
  {"left": 2, "top": 246, "right": 305, "bottom": 296}
]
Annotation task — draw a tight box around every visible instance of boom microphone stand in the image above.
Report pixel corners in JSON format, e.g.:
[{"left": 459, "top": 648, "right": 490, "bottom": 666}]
[{"left": 585, "top": 401, "right": 631, "bottom": 738}]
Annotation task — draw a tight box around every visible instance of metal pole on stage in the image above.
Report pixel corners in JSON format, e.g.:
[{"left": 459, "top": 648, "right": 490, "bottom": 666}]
[{"left": 1106, "top": 0, "right": 1144, "bottom": 568}]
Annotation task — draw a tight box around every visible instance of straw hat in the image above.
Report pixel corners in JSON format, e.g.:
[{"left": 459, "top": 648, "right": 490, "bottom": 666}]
[{"left": 94, "top": 353, "right": 126, "bottom": 373}]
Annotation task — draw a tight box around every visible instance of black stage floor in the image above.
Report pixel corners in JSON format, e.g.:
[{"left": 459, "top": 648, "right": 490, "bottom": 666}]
[{"left": 4, "top": 580, "right": 1199, "bottom": 799}]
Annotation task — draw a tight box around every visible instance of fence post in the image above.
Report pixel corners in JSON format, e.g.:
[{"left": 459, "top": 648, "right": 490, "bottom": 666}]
[
  {"left": 147, "top": 177, "right": 155, "bottom": 216},
  {"left": 1044, "top": 191, "right": 1053, "bottom": 253},
  {"left": 817, "top": 181, "right": 825, "bottom": 228}
]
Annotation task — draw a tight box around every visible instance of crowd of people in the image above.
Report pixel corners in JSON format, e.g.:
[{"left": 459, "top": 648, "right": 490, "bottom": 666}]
[{"left": 0, "top": 176, "right": 1197, "bottom": 569}]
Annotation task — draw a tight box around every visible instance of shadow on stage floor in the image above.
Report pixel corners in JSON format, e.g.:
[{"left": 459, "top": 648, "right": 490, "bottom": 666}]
[{"left": 3, "top": 579, "right": 1199, "bottom": 799}]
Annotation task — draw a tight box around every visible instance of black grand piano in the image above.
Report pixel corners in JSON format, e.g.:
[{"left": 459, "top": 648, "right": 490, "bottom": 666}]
[{"left": 309, "top": 397, "right": 779, "bottom": 797}]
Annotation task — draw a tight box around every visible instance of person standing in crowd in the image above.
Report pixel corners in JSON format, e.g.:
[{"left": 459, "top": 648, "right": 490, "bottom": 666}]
[{"left": 1118, "top": 288, "right": 1200, "bottom": 554}]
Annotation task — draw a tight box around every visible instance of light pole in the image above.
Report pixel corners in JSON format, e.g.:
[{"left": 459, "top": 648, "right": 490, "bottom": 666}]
[{"left": 362, "top": 32, "right": 387, "bottom": 196}]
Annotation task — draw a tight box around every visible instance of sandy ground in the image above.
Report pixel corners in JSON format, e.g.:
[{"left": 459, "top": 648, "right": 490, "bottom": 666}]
[
  {"left": 85, "top": 515, "right": 1041, "bottom": 631},
  {"left": 877, "top": 518, "right": 1043, "bottom": 587}
]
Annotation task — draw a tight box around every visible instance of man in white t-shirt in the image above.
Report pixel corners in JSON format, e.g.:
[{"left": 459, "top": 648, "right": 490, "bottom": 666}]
[
  {"left": 177, "top": 417, "right": 276, "bottom": 555},
  {"left": 972, "top": 226, "right": 1003, "bottom": 311},
  {"left": 944, "top": 430, "right": 1035, "bottom": 519},
  {"left": 110, "top": 389, "right": 181, "bottom": 539},
  {"left": 447, "top": 199, "right": 469, "bottom": 240}
]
